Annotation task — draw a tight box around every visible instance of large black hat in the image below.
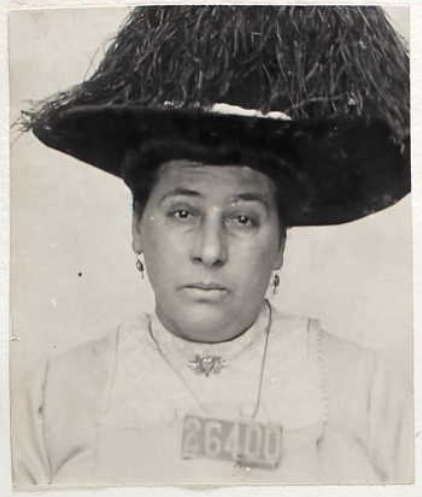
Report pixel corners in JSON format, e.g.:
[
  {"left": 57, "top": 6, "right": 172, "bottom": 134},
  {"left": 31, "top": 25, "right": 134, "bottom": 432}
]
[{"left": 23, "top": 6, "right": 410, "bottom": 226}]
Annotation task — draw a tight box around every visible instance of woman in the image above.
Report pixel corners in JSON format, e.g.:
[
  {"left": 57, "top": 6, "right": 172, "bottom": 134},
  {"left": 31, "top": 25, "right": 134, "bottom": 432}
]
[{"left": 13, "top": 5, "right": 411, "bottom": 487}]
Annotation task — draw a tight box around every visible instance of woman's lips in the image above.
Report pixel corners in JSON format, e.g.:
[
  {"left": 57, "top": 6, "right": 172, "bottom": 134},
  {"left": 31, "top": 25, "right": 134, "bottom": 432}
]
[
  {"left": 181, "top": 283, "right": 229, "bottom": 302},
  {"left": 186, "top": 282, "right": 227, "bottom": 290}
]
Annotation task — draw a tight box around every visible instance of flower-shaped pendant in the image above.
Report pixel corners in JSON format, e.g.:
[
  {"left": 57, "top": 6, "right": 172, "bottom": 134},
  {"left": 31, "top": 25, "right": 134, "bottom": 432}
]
[{"left": 188, "top": 355, "right": 227, "bottom": 376}]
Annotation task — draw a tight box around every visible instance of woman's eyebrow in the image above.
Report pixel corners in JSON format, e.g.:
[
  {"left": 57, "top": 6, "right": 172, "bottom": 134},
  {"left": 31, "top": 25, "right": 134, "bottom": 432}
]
[
  {"left": 231, "top": 193, "right": 270, "bottom": 210},
  {"left": 160, "top": 187, "right": 202, "bottom": 203},
  {"left": 159, "top": 189, "right": 269, "bottom": 209}
]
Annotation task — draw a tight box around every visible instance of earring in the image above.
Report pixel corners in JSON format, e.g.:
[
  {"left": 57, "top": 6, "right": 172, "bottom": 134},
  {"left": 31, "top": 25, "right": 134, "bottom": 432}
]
[
  {"left": 136, "top": 254, "right": 145, "bottom": 278},
  {"left": 272, "top": 273, "right": 280, "bottom": 295}
]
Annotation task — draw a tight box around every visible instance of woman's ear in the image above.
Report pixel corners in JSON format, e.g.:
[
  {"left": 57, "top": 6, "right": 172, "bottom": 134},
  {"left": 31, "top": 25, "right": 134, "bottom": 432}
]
[
  {"left": 272, "top": 232, "right": 286, "bottom": 270},
  {"left": 132, "top": 211, "right": 143, "bottom": 254}
]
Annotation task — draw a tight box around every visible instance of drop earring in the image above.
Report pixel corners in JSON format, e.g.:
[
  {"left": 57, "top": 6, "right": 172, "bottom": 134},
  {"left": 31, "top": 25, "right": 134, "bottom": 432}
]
[
  {"left": 272, "top": 272, "right": 280, "bottom": 295},
  {"left": 136, "top": 254, "right": 145, "bottom": 278}
]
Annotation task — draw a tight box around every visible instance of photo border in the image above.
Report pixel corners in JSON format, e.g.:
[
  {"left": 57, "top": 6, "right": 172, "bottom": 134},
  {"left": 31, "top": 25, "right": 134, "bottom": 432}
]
[{"left": 1, "top": 1, "right": 420, "bottom": 496}]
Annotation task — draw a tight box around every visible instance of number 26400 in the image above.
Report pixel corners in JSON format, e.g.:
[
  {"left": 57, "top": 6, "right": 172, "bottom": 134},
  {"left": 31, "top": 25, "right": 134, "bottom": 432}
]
[{"left": 182, "top": 415, "right": 282, "bottom": 469}]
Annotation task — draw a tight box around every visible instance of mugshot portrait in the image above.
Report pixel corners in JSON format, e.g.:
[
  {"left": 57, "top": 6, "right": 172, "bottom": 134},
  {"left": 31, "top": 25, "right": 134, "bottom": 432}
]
[{"left": 9, "top": 4, "right": 412, "bottom": 488}]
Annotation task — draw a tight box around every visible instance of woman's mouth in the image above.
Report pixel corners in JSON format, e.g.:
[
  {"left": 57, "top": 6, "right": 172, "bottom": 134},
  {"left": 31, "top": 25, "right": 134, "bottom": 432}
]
[{"left": 181, "top": 283, "right": 229, "bottom": 302}]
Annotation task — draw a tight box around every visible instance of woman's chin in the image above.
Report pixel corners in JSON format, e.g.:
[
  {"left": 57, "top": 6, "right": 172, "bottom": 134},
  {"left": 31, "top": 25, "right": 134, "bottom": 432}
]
[{"left": 167, "top": 304, "right": 245, "bottom": 343}]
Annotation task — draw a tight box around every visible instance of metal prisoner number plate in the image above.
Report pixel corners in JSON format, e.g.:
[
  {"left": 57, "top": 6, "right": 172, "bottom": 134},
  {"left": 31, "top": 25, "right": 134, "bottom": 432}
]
[{"left": 182, "top": 414, "right": 283, "bottom": 469}]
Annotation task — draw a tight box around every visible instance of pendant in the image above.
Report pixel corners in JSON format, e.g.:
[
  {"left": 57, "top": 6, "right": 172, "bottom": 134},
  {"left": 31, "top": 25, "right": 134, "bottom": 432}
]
[{"left": 188, "top": 354, "right": 227, "bottom": 376}]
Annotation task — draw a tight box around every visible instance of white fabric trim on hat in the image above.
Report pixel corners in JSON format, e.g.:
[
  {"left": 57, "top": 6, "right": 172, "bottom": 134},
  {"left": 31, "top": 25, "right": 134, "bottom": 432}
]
[
  {"left": 162, "top": 100, "right": 292, "bottom": 120},
  {"left": 210, "top": 103, "right": 292, "bottom": 121}
]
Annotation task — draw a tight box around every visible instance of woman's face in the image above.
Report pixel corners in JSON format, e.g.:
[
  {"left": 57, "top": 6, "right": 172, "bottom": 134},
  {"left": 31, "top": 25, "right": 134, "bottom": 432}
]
[{"left": 133, "top": 160, "right": 285, "bottom": 342}]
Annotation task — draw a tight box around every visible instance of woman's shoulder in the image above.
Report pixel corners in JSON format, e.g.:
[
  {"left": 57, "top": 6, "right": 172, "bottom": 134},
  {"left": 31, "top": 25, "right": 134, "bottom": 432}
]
[
  {"left": 316, "top": 325, "right": 402, "bottom": 401},
  {"left": 41, "top": 314, "right": 152, "bottom": 396},
  {"left": 28, "top": 328, "right": 118, "bottom": 417},
  {"left": 270, "top": 307, "right": 373, "bottom": 365},
  {"left": 300, "top": 316, "right": 410, "bottom": 431},
  {"left": 319, "top": 327, "right": 378, "bottom": 378},
  {"left": 269, "top": 305, "right": 398, "bottom": 398},
  {"left": 271, "top": 305, "right": 376, "bottom": 363},
  {"left": 47, "top": 326, "right": 118, "bottom": 381}
]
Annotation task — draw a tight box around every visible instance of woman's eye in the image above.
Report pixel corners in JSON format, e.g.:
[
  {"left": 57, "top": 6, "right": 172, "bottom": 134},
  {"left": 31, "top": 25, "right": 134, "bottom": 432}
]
[
  {"left": 227, "top": 214, "right": 257, "bottom": 228},
  {"left": 169, "top": 208, "right": 196, "bottom": 222},
  {"left": 236, "top": 215, "right": 252, "bottom": 225},
  {"left": 175, "top": 209, "right": 190, "bottom": 219}
]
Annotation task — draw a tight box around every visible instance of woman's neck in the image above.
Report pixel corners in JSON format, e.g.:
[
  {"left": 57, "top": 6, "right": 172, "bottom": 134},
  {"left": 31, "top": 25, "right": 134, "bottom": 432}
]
[{"left": 154, "top": 301, "right": 269, "bottom": 344}]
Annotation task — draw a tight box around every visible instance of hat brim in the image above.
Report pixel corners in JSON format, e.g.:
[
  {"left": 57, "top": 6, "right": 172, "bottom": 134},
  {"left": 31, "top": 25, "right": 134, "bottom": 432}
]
[{"left": 33, "top": 105, "right": 410, "bottom": 226}]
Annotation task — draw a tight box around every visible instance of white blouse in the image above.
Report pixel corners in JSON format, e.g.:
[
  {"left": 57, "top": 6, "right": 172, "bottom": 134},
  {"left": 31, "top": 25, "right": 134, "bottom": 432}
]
[{"left": 13, "top": 303, "right": 413, "bottom": 488}]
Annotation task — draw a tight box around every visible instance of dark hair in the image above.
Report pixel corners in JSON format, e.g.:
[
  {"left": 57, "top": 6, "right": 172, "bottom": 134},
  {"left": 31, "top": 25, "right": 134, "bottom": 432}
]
[{"left": 121, "top": 140, "right": 313, "bottom": 238}]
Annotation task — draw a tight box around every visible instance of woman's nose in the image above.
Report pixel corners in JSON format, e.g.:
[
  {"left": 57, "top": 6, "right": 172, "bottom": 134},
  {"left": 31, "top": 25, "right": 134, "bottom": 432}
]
[{"left": 191, "top": 217, "right": 228, "bottom": 267}]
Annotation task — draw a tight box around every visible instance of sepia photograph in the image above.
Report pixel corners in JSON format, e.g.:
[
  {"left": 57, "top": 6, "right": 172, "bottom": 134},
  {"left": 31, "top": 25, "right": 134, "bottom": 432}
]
[{"left": 8, "top": 3, "right": 413, "bottom": 489}]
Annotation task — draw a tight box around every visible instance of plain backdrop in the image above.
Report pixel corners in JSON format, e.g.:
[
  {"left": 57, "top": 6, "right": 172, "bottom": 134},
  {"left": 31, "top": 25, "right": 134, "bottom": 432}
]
[{"left": 9, "top": 6, "right": 412, "bottom": 393}]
